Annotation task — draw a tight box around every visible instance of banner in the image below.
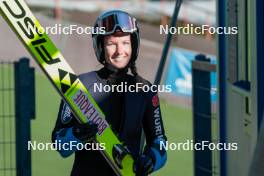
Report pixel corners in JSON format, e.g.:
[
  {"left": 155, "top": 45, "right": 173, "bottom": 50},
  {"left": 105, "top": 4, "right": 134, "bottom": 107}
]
[{"left": 164, "top": 48, "right": 217, "bottom": 101}]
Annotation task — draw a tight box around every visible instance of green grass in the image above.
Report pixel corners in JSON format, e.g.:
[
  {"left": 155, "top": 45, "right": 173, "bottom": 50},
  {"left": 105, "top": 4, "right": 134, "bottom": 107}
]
[
  {"left": 31, "top": 72, "right": 73, "bottom": 176},
  {"left": 0, "top": 68, "right": 193, "bottom": 176},
  {"left": 153, "top": 101, "right": 193, "bottom": 176}
]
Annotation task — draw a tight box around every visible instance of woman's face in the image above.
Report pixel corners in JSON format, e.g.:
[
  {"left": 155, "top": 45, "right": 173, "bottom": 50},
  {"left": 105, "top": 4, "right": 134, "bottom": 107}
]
[{"left": 104, "top": 32, "right": 132, "bottom": 69}]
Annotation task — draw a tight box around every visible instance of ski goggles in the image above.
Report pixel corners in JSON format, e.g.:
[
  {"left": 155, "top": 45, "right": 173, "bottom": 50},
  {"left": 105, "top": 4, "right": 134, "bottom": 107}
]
[{"left": 97, "top": 12, "right": 137, "bottom": 35}]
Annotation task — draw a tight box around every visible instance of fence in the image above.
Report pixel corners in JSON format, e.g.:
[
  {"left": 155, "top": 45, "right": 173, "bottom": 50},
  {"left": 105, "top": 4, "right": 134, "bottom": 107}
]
[
  {"left": 0, "top": 58, "right": 35, "bottom": 176},
  {"left": 192, "top": 54, "right": 218, "bottom": 176},
  {"left": 0, "top": 61, "right": 16, "bottom": 176}
]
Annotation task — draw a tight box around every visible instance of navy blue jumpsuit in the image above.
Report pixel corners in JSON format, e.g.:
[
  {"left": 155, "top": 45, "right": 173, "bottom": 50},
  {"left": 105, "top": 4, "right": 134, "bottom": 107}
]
[{"left": 52, "top": 67, "right": 167, "bottom": 176}]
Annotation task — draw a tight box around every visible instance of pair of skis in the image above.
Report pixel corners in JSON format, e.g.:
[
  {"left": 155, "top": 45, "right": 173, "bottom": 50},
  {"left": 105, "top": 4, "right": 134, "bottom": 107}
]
[{"left": 0, "top": 0, "right": 133, "bottom": 175}]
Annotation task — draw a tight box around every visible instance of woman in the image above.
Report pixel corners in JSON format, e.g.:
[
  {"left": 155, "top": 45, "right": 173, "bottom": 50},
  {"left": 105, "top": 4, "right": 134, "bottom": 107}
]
[{"left": 52, "top": 10, "right": 167, "bottom": 176}]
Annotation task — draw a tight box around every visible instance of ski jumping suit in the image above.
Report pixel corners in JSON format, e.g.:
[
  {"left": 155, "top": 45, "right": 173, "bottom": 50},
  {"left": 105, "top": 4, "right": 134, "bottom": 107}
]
[{"left": 52, "top": 67, "right": 167, "bottom": 175}]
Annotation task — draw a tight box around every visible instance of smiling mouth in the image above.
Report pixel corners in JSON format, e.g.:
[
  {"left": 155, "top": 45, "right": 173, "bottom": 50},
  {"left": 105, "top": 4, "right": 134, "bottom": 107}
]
[{"left": 113, "top": 57, "right": 125, "bottom": 62}]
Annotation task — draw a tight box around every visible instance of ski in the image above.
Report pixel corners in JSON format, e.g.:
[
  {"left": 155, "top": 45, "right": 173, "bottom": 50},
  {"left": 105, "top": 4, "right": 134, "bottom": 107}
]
[{"left": 0, "top": 0, "right": 134, "bottom": 175}]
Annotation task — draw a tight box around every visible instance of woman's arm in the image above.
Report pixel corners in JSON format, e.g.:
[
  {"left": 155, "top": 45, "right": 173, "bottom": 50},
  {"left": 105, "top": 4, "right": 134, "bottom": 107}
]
[
  {"left": 142, "top": 91, "right": 167, "bottom": 172},
  {"left": 51, "top": 100, "right": 81, "bottom": 158}
]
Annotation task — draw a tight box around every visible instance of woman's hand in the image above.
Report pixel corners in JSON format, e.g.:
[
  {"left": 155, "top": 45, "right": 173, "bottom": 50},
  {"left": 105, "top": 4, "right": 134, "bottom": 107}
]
[
  {"left": 133, "top": 155, "right": 154, "bottom": 176},
  {"left": 72, "top": 123, "right": 98, "bottom": 142}
]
